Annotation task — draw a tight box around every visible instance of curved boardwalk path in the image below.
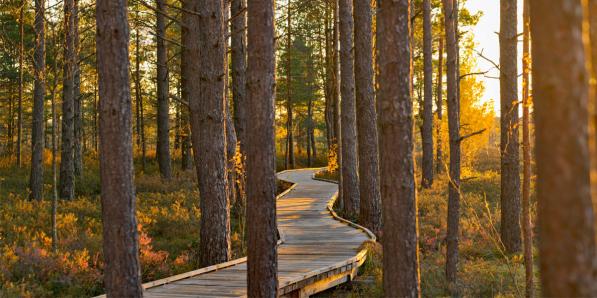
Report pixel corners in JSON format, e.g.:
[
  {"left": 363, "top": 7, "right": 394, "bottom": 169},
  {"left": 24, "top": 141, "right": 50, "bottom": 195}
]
[{"left": 143, "top": 168, "right": 373, "bottom": 297}]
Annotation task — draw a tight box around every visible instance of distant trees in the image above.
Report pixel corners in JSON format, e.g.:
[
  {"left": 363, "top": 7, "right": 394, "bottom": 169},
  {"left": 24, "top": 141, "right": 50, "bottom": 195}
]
[
  {"left": 246, "top": 0, "right": 278, "bottom": 295},
  {"left": 338, "top": 0, "right": 360, "bottom": 218},
  {"left": 530, "top": 0, "right": 597, "bottom": 296},
  {"left": 95, "top": 0, "right": 143, "bottom": 295},
  {"left": 29, "top": 0, "right": 45, "bottom": 201},
  {"left": 378, "top": 0, "right": 420, "bottom": 296},
  {"left": 499, "top": 0, "right": 522, "bottom": 254},
  {"left": 192, "top": 0, "right": 231, "bottom": 267}
]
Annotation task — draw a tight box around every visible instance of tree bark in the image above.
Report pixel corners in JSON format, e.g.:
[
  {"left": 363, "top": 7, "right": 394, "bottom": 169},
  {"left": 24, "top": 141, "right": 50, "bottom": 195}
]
[
  {"left": 134, "top": 11, "right": 147, "bottom": 171},
  {"left": 499, "top": 0, "right": 522, "bottom": 254},
  {"left": 353, "top": 0, "right": 380, "bottom": 235},
  {"left": 96, "top": 0, "right": 143, "bottom": 294},
  {"left": 156, "top": 0, "right": 172, "bottom": 179},
  {"left": 436, "top": 35, "right": 443, "bottom": 174},
  {"left": 378, "top": 0, "right": 420, "bottom": 296},
  {"left": 73, "top": 0, "right": 83, "bottom": 176},
  {"left": 231, "top": 0, "right": 247, "bottom": 154},
  {"left": 338, "top": 0, "right": 360, "bottom": 218},
  {"left": 190, "top": 0, "right": 231, "bottom": 267},
  {"left": 521, "top": 1, "right": 533, "bottom": 296},
  {"left": 443, "top": 0, "right": 461, "bottom": 293},
  {"left": 530, "top": 0, "right": 597, "bottom": 296},
  {"left": 180, "top": 0, "right": 193, "bottom": 171},
  {"left": 60, "top": 0, "right": 76, "bottom": 200},
  {"left": 30, "top": 0, "right": 46, "bottom": 201},
  {"left": 421, "top": 0, "right": 434, "bottom": 188},
  {"left": 246, "top": 0, "right": 278, "bottom": 294}
]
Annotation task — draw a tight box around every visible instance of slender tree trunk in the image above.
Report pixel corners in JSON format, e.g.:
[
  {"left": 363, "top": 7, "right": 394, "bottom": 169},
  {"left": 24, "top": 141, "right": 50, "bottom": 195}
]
[
  {"left": 8, "top": 84, "right": 14, "bottom": 154},
  {"left": 180, "top": 0, "right": 193, "bottom": 171},
  {"left": 339, "top": 0, "right": 360, "bottom": 218},
  {"left": 73, "top": 0, "right": 82, "bottom": 176},
  {"left": 334, "top": 0, "right": 342, "bottom": 203},
  {"left": 231, "top": 0, "right": 247, "bottom": 153},
  {"left": 499, "top": 0, "right": 522, "bottom": 254},
  {"left": 96, "top": 0, "right": 143, "bottom": 295},
  {"left": 190, "top": 0, "right": 231, "bottom": 266},
  {"left": 436, "top": 35, "right": 444, "bottom": 174},
  {"left": 421, "top": 0, "right": 434, "bottom": 188},
  {"left": 17, "top": 0, "right": 24, "bottom": 168},
  {"left": 133, "top": 13, "right": 146, "bottom": 170},
  {"left": 51, "top": 76, "right": 58, "bottom": 251},
  {"left": 30, "top": 0, "right": 46, "bottom": 201},
  {"left": 378, "top": 0, "right": 420, "bottom": 296},
  {"left": 307, "top": 97, "right": 313, "bottom": 167},
  {"left": 353, "top": 0, "right": 380, "bottom": 235},
  {"left": 93, "top": 83, "right": 98, "bottom": 153},
  {"left": 156, "top": 0, "right": 172, "bottom": 179},
  {"left": 589, "top": 0, "right": 597, "bottom": 240},
  {"left": 530, "top": 0, "right": 597, "bottom": 296},
  {"left": 60, "top": 0, "right": 76, "bottom": 200},
  {"left": 521, "top": 1, "right": 533, "bottom": 296},
  {"left": 286, "top": 4, "right": 295, "bottom": 170},
  {"left": 224, "top": 1, "right": 238, "bottom": 208},
  {"left": 246, "top": 0, "right": 278, "bottom": 294},
  {"left": 443, "top": 0, "right": 461, "bottom": 293}
]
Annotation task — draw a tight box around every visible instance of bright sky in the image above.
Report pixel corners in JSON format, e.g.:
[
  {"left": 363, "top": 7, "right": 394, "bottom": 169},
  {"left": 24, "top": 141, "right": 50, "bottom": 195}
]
[{"left": 465, "top": 0, "right": 523, "bottom": 113}]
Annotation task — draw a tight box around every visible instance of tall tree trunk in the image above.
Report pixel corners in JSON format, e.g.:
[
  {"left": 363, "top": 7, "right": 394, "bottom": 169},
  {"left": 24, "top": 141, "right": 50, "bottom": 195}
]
[
  {"left": 246, "top": 0, "right": 278, "bottom": 294},
  {"left": 286, "top": 4, "right": 295, "bottom": 170},
  {"left": 60, "top": 0, "right": 76, "bottom": 200},
  {"left": 224, "top": 1, "right": 238, "bottom": 209},
  {"left": 353, "top": 0, "right": 380, "bottom": 235},
  {"left": 436, "top": 35, "right": 444, "bottom": 173},
  {"left": 156, "top": 0, "right": 172, "bottom": 179},
  {"left": 96, "top": 0, "right": 143, "bottom": 295},
  {"left": 530, "top": 0, "right": 597, "bottom": 296},
  {"left": 421, "top": 0, "right": 434, "bottom": 188},
  {"left": 51, "top": 72, "right": 58, "bottom": 251},
  {"left": 339, "top": 0, "right": 360, "bottom": 218},
  {"left": 307, "top": 97, "right": 313, "bottom": 167},
  {"left": 30, "top": 0, "right": 46, "bottom": 201},
  {"left": 191, "top": 0, "right": 231, "bottom": 266},
  {"left": 589, "top": 0, "right": 597, "bottom": 240},
  {"left": 180, "top": 0, "right": 193, "bottom": 171},
  {"left": 521, "top": 1, "right": 533, "bottom": 296},
  {"left": 17, "top": 0, "right": 24, "bottom": 168},
  {"left": 443, "top": 0, "right": 461, "bottom": 293},
  {"left": 499, "top": 0, "right": 522, "bottom": 254},
  {"left": 73, "top": 0, "right": 82, "bottom": 176},
  {"left": 378, "top": 0, "right": 420, "bottom": 296},
  {"left": 133, "top": 12, "right": 146, "bottom": 170},
  {"left": 231, "top": 0, "right": 247, "bottom": 153}
]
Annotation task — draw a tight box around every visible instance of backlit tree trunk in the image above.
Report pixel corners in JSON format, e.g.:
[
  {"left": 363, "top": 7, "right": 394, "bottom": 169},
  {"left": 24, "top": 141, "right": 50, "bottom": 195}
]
[
  {"left": 180, "top": 0, "right": 193, "bottom": 171},
  {"left": 191, "top": 0, "right": 231, "bottom": 267},
  {"left": 521, "top": 0, "right": 533, "bottom": 296},
  {"left": 499, "top": 0, "right": 522, "bottom": 254},
  {"left": 231, "top": 0, "right": 247, "bottom": 153},
  {"left": 30, "top": 0, "right": 46, "bottom": 201},
  {"left": 353, "top": 0, "right": 380, "bottom": 235},
  {"left": 17, "top": 0, "right": 24, "bottom": 168},
  {"left": 421, "top": 0, "right": 434, "bottom": 188},
  {"left": 443, "top": 0, "right": 461, "bottom": 292},
  {"left": 60, "top": 0, "right": 76, "bottom": 200},
  {"left": 436, "top": 36, "right": 443, "bottom": 173},
  {"left": 339, "top": 0, "right": 360, "bottom": 218},
  {"left": 73, "top": 0, "right": 82, "bottom": 176},
  {"left": 96, "top": 0, "right": 143, "bottom": 294},
  {"left": 286, "top": 4, "right": 295, "bottom": 170},
  {"left": 246, "top": 0, "right": 278, "bottom": 294},
  {"left": 530, "top": 0, "right": 597, "bottom": 296},
  {"left": 378, "top": 0, "right": 420, "bottom": 296},
  {"left": 156, "top": 0, "right": 172, "bottom": 179}
]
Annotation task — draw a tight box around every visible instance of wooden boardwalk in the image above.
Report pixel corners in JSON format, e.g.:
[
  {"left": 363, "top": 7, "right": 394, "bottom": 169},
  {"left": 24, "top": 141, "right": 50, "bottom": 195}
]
[{"left": 142, "top": 168, "right": 374, "bottom": 297}]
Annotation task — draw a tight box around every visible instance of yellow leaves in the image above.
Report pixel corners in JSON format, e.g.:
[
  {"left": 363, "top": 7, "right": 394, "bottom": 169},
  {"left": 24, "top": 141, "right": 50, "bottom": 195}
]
[{"left": 327, "top": 143, "right": 339, "bottom": 173}]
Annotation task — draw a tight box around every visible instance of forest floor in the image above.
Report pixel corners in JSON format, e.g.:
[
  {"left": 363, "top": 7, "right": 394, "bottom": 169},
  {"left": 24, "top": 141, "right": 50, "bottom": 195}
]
[
  {"left": 0, "top": 150, "right": 537, "bottom": 297},
  {"left": 314, "top": 153, "right": 539, "bottom": 297}
]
